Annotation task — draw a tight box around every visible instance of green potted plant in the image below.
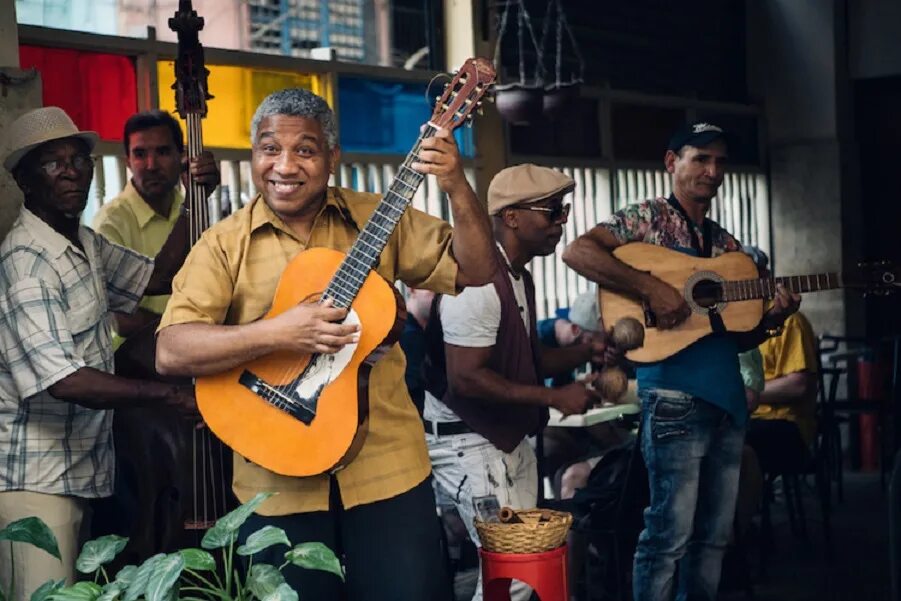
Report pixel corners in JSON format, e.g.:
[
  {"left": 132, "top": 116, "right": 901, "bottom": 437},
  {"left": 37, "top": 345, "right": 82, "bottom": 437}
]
[{"left": 1, "top": 492, "right": 340, "bottom": 601}]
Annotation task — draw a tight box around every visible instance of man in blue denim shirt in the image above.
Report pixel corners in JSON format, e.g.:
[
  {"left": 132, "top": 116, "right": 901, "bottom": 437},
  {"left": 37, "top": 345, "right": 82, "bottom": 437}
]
[{"left": 563, "top": 122, "right": 800, "bottom": 601}]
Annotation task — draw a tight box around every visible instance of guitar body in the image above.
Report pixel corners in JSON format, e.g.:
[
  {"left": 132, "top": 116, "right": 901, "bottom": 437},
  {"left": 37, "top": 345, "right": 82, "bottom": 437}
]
[
  {"left": 599, "top": 243, "right": 763, "bottom": 363},
  {"left": 195, "top": 247, "right": 406, "bottom": 477}
]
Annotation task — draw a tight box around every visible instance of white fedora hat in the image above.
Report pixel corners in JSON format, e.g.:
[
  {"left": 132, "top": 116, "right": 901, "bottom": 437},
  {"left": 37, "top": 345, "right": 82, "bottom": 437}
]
[{"left": 3, "top": 106, "right": 99, "bottom": 173}]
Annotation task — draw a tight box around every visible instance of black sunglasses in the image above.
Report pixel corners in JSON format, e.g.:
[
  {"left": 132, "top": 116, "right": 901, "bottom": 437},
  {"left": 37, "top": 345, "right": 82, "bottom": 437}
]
[{"left": 512, "top": 203, "right": 571, "bottom": 224}]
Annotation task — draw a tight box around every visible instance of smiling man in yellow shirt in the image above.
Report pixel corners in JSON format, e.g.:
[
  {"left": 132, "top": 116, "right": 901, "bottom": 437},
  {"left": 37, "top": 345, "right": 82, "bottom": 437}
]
[{"left": 155, "top": 88, "right": 495, "bottom": 600}]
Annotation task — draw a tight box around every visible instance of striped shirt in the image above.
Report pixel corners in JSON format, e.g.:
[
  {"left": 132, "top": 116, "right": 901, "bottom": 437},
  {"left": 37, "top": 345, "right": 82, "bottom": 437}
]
[{"left": 0, "top": 207, "right": 153, "bottom": 497}]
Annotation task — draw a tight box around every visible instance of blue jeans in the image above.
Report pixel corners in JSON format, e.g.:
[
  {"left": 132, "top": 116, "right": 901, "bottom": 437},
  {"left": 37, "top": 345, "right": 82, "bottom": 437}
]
[{"left": 633, "top": 388, "right": 745, "bottom": 601}]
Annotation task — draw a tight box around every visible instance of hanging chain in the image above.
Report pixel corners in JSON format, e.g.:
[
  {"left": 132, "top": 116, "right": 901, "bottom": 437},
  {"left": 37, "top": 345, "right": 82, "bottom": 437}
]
[{"left": 492, "top": 0, "right": 544, "bottom": 87}]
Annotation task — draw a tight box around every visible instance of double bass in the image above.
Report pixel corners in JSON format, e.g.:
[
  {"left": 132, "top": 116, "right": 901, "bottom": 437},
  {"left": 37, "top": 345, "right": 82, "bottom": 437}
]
[{"left": 108, "top": 0, "right": 233, "bottom": 564}]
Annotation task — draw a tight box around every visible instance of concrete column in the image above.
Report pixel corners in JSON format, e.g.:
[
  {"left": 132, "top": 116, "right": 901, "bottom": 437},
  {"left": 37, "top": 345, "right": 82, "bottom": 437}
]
[
  {"left": 443, "top": 0, "right": 507, "bottom": 202},
  {"left": 1, "top": 0, "right": 42, "bottom": 241},
  {"left": 747, "top": 0, "right": 864, "bottom": 338},
  {"left": 0, "top": 0, "right": 18, "bottom": 67}
]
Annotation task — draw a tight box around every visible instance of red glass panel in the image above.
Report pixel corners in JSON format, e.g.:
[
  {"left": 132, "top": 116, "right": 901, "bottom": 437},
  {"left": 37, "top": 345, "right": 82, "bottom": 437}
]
[{"left": 19, "top": 45, "right": 138, "bottom": 142}]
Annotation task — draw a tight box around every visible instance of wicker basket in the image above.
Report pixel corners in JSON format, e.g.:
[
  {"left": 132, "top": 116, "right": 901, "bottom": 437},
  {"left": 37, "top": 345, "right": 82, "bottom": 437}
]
[{"left": 475, "top": 509, "right": 573, "bottom": 554}]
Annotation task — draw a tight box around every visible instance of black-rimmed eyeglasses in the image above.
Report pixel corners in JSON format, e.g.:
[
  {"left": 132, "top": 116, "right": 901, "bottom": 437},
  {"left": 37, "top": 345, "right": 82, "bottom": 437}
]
[{"left": 512, "top": 203, "right": 571, "bottom": 224}]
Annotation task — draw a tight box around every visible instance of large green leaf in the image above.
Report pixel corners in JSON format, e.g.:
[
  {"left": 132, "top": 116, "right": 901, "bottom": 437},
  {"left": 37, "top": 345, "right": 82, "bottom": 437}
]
[
  {"left": 95, "top": 583, "right": 124, "bottom": 601},
  {"left": 113, "top": 565, "right": 137, "bottom": 587},
  {"left": 0, "top": 517, "right": 61, "bottom": 560},
  {"left": 144, "top": 555, "right": 184, "bottom": 601},
  {"left": 246, "top": 564, "right": 285, "bottom": 600},
  {"left": 284, "top": 542, "right": 343, "bottom": 581},
  {"left": 237, "top": 526, "right": 290, "bottom": 557},
  {"left": 29, "top": 580, "right": 65, "bottom": 601},
  {"left": 75, "top": 535, "right": 129, "bottom": 574},
  {"left": 48, "top": 582, "right": 102, "bottom": 601},
  {"left": 122, "top": 553, "right": 165, "bottom": 601},
  {"left": 177, "top": 548, "right": 216, "bottom": 572},
  {"left": 261, "top": 584, "right": 298, "bottom": 601},
  {"left": 201, "top": 492, "right": 273, "bottom": 550}
]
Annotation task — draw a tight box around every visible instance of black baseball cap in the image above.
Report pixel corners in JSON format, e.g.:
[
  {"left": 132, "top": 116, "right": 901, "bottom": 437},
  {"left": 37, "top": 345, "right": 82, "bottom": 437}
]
[{"left": 667, "top": 121, "right": 738, "bottom": 153}]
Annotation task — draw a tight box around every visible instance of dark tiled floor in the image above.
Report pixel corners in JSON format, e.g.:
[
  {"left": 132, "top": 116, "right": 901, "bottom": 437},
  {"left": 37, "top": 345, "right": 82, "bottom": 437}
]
[{"left": 722, "top": 470, "right": 890, "bottom": 601}]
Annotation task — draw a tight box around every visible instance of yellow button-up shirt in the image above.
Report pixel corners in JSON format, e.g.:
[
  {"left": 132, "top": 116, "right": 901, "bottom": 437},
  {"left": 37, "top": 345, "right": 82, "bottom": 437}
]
[
  {"left": 754, "top": 312, "right": 818, "bottom": 445},
  {"left": 159, "top": 187, "right": 459, "bottom": 515},
  {"left": 92, "top": 181, "right": 184, "bottom": 320}
]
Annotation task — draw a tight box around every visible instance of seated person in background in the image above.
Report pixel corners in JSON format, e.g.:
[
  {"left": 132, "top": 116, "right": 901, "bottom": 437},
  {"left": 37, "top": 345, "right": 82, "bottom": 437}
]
[
  {"left": 543, "top": 289, "right": 632, "bottom": 499},
  {"left": 743, "top": 246, "right": 819, "bottom": 473},
  {"left": 537, "top": 307, "right": 581, "bottom": 387}
]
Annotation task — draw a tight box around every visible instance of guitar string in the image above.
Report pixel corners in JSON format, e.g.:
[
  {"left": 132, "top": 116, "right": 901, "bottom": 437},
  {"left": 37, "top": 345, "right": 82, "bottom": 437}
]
[{"left": 187, "top": 112, "right": 224, "bottom": 529}]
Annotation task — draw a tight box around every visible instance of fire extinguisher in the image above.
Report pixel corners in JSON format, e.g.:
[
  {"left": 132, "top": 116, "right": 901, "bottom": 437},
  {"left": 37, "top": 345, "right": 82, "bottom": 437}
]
[{"left": 858, "top": 351, "right": 888, "bottom": 471}]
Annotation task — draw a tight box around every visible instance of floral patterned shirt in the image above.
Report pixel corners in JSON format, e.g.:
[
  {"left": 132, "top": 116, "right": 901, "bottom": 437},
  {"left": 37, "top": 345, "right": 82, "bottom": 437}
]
[
  {"left": 601, "top": 195, "right": 748, "bottom": 423},
  {"left": 603, "top": 196, "right": 742, "bottom": 257}
]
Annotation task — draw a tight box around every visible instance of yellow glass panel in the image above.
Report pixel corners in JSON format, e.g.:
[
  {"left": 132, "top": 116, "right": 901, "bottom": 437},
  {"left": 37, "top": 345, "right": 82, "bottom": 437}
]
[{"left": 157, "top": 62, "right": 332, "bottom": 149}]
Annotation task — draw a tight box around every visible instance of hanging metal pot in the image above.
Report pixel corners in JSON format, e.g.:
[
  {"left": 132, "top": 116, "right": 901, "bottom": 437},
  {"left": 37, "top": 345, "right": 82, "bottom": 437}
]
[
  {"left": 492, "top": 0, "right": 545, "bottom": 125},
  {"left": 539, "top": 0, "right": 585, "bottom": 121},
  {"left": 542, "top": 81, "right": 579, "bottom": 120},
  {"left": 496, "top": 82, "right": 545, "bottom": 125}
]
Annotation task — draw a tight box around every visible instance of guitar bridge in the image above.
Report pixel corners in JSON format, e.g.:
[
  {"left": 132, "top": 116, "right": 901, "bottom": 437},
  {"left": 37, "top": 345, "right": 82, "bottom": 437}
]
[{"left": 238, "top": 370, "right": 317, "bottom": 425}]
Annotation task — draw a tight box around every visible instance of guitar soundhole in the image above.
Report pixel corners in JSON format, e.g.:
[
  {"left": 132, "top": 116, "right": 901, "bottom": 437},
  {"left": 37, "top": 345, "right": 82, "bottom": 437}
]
[{"left": 691, "top": 279, "right": 724, "bottom": 308}]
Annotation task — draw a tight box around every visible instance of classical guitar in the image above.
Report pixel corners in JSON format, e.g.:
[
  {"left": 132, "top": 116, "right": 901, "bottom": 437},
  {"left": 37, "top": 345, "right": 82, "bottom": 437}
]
[
  {"left": 195, "top": 58, "right": 496, "bottom": 477},
  {"left": 598, "top": 242, "right": 899, "bottom": 363}
]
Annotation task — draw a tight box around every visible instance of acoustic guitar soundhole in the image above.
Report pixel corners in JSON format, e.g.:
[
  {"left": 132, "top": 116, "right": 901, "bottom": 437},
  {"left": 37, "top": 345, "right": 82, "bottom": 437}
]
[{"left": 691, "top": 279, "right": 724, "bottom": 308}]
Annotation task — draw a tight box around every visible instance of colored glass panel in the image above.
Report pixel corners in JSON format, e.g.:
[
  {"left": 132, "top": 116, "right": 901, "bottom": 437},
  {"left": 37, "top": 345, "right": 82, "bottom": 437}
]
[
  {"left": 338, "top": 77, "right": 474, "bottom": 157},
  {"left": 157, "top": 62, "right": 331, "bottom": 149},
  {"left": 19, "top": 45, "right": 138, "bottom": 142}
]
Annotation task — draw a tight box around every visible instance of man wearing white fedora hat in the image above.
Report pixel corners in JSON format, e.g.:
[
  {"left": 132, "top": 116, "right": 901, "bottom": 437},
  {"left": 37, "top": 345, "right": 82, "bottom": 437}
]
[{"left": 0, "top": 106, "right": 196, "bottom": 595}]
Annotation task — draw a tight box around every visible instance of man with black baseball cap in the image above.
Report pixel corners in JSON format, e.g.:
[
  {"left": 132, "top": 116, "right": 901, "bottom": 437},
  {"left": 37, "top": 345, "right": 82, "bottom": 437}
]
[{"left": 563, "top": 122, "right": 800, "bottom": 600}]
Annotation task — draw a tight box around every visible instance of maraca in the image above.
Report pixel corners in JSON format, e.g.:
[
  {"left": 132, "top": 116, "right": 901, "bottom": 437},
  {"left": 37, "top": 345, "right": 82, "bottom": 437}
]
[{"left": 595, "top": 316, "right": 645, "bottom": 404}]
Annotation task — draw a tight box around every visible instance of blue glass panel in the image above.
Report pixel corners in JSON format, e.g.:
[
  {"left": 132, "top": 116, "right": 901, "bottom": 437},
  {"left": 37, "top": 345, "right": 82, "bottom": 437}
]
[{"left": 338, "top": 76, "right": 475, "bottom": 157}]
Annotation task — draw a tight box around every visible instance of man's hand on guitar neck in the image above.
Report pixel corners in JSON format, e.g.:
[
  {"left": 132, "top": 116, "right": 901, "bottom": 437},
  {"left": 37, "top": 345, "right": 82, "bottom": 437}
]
[
  {"left": 645, "top": 279, "right": 692, "bottom": 330},
  {"left": 762, "top": 283, "right": 801, "bottom": 329},
  {"left": 181, "top": 151, "right": 221, "bottom": 199},
  {"left": 411, "top": 127, "right": 469, "bottom": 198},
  {"left": 270, "top": 298, "right": 361, "bottom": 355}
]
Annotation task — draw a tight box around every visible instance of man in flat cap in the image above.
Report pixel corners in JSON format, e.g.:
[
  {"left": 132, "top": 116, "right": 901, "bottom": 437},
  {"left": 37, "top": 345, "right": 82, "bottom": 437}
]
[
  {"left": 425, "top": 163, "right": 605, "bottom": 601},
  {"left": 564, "top": 123, "right": 799, "bottom": 600},
  {"left": 0, "top": 106, "right": 194, "bottom": 594}
]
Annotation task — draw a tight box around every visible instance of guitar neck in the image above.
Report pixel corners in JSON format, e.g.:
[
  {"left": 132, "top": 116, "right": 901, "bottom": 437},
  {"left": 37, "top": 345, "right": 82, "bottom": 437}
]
[
  {"left": 322, "top": 124, "right": 436, "bottom": 308},
  {"left": 185, "top": 112, "right": 210, "bottom": 245},
  {"left": 722, "top": 273, "right": 842, "bottom": 301}
]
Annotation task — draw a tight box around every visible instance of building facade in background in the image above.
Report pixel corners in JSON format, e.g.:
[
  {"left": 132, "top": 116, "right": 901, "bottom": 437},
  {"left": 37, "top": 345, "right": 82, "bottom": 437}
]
[{"left": 15, "top": 0, "right": 415, "bottom": 67}]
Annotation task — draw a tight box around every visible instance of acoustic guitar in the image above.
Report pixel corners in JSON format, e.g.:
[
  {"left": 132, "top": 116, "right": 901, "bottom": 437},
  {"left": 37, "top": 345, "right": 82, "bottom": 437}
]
[
  {"left": 195, "top": 58, "right": 496, "bottom": 477},
  {"left": 598, "top": 242, "right": 899, "bottom": 363}
]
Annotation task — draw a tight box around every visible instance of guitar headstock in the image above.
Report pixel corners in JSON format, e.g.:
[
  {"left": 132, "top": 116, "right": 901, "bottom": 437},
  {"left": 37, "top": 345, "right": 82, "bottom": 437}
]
[
  {"left": 847, "top": 260, "right": 900, "bottom": 296},
  {"left": 429, "top": 58, "right": 496, "bottom": 131},
  {"left": 169, "top": 0, "right": 212, "bottom": 119}
]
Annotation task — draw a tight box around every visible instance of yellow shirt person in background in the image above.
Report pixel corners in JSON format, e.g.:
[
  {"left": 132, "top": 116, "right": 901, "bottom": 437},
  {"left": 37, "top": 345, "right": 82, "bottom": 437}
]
[
  {"left": 754, "top": 311, "right": 819, "bottom": 445},
  {"left": 93, "top": 110, "right": 219, "bottom": 347},
  {"left": 742, "top": 246, "right": 819, "bottom": 474}
]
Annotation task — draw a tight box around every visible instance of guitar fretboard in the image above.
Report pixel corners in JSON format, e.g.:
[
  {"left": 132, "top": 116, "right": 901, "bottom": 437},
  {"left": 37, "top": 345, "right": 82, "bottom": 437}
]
[
  {"left": 722, "top": 273, "right": 842, "bottom": 301},
  {"left": 322, "top": 125, "right": 437, "bottom": 308}
]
